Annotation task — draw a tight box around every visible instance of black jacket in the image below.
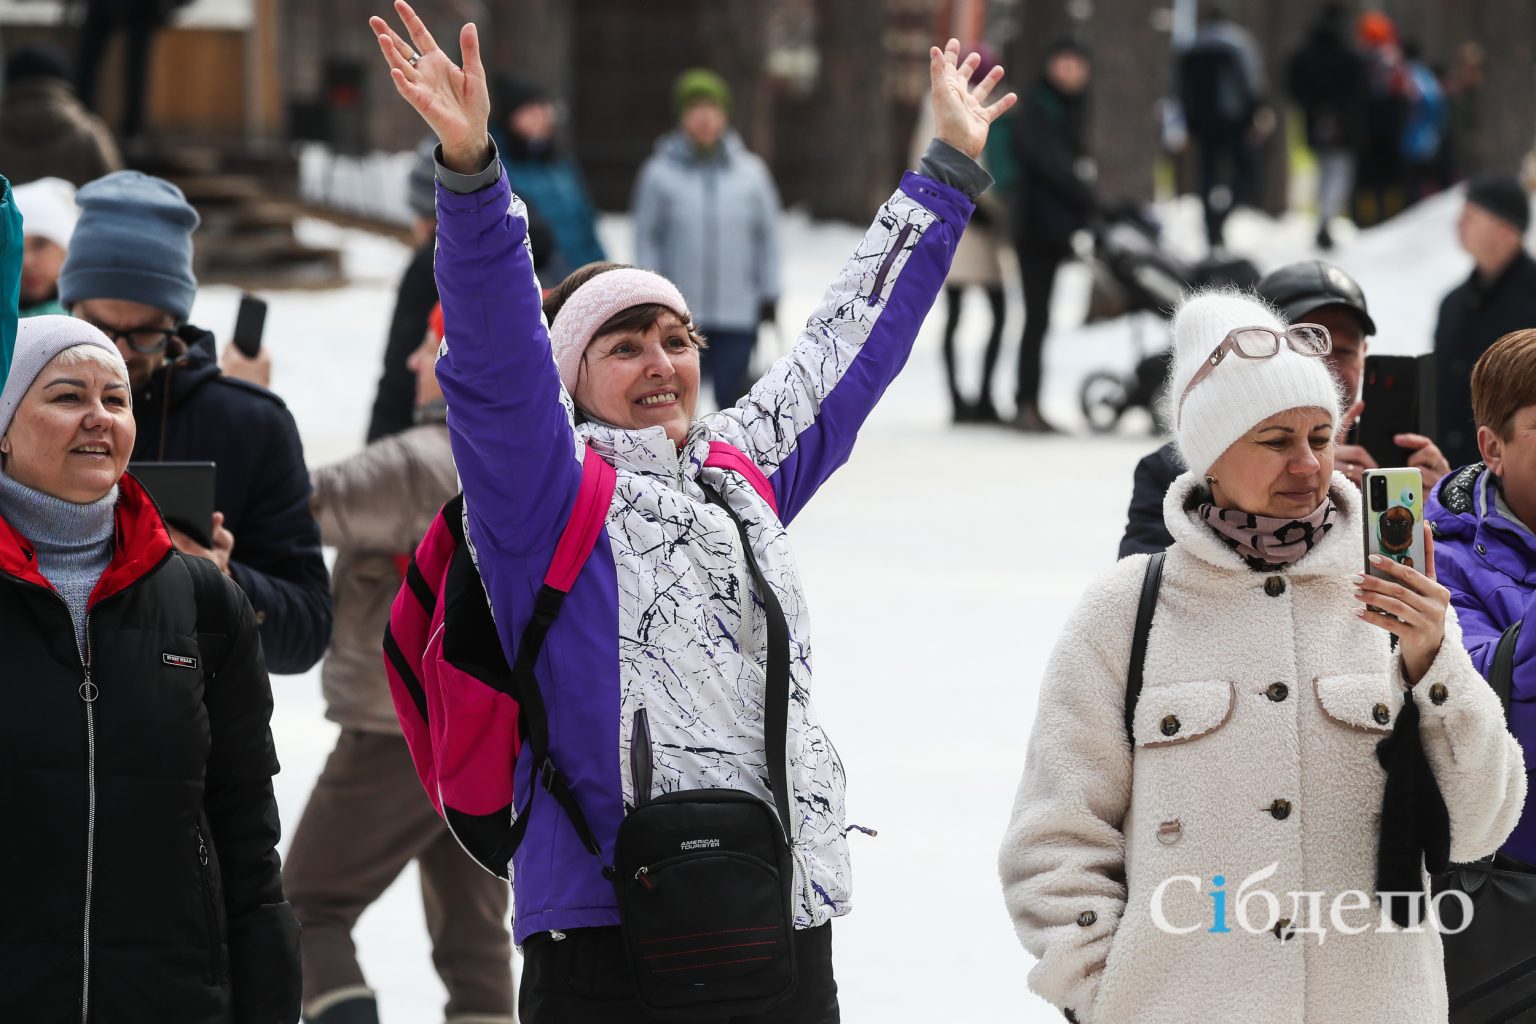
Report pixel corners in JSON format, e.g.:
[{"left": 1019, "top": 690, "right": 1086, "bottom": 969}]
[
  {"left": 1119, "top": 441, "right": 1183, "bottom": 558},
  {"left": 1011, "top": 79, "right": 1096, "bottom": 249},
  {"left": 1433, "top": 251, "right": 1536, "bottom": 468},
  {"left": 1287, "top": 23, "right": 1364, "bottom": 150},
  {"left": 0, "top": 474, "right": 300, "bottom": 1023},
  {"left": 133, "top": 325, "right": 332, "bottom": 674},
  {"left": 367, "top": 240, "right": 438, "bottom": 444}
]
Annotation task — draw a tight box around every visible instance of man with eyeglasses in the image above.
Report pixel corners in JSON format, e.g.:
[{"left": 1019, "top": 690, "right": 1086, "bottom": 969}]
[
  {"left": 57, "top": 170, "right": 332, "bottom": 674},
  {"left": 1117, "top": 260, "right": 1451, "bottom": 557}
]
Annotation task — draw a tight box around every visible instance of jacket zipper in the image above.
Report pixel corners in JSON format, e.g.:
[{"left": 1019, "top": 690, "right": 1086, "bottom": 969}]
[
  {"left": 77, "top": 613, "right": 96, "bottom": 1024},
  {"left": 868, "top": 224, "right": 914, "bottom": 307},
  {"left": 195, "top": 823, "right": 224, "bottom": 980}
]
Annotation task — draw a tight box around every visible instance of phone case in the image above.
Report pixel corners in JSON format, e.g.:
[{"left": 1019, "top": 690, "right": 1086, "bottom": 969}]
[{"left": 1362, "top": 468, "right": 1426, "bottom": 577}]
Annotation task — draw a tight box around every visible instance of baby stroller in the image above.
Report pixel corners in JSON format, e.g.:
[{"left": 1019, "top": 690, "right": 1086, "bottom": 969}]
[{"left": 1078, "top": 205, "right": 1259, "bottom": 433}]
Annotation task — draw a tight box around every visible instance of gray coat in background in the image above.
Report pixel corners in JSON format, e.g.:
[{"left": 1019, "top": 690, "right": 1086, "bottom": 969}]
[
  {"left": 632, "top": 129, "right": 782, "bottom": 332},
  {"left": 310, "top": 420, "right": 458, "bottom": 734}
]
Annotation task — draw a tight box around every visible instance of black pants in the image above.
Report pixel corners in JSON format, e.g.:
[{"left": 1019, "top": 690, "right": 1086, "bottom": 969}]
[
  {"left": 1195, "top": 126, "right": 1256, "bottom": 248},
  {"left": 699, "top": 325, "right": 757, "bottom": 409},
  {"left": 942, "top": 284, "right": 1005, "bottom": 410},
  {"left": 1016, "top": 245, "right": 1066, "bottom": 412},
  {"left": 519, "top": 923, "right": 839, "bottom": 1024},
  {"left": 75, "top": 0, "right": 162, "bottom": 139}
]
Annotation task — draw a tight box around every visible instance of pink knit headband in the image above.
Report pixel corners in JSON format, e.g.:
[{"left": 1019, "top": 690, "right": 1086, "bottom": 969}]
[{"left": 548, "top": 268, "right": 691, "bottom": 394}]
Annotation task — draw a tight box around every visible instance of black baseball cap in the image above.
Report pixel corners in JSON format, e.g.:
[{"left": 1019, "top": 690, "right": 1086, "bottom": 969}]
[{"left": 1255, "top": 260, "right": 1376, "bottom": 337}]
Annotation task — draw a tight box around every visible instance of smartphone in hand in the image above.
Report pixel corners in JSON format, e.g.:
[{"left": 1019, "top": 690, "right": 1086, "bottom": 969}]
[
  {"left": 1362, "top": 467, "right": 1426, "bottom": 581},
  {"left": 232, "top": 293, "right": 268, "bottom": 359}
]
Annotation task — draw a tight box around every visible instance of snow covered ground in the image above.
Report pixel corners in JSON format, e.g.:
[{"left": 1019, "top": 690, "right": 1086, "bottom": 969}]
[{"left": 183, "top": 183, "right": 1481, "bottom": 1022}]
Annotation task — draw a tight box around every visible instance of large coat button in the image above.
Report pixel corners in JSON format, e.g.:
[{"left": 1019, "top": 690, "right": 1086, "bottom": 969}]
[
  {"left": 1077, "top": 910, "right": 1097, "bottom": 927},
  {"left": 1264, "top": 576, "right": 1287, "bottom": 597},
  {"left": 1269, "top": 799, "right": 1292, "bottom": 820},
  {"left": 1160, "top": 714, "right": 1181, "bottom": 737},
  {"left": 1266, "top": 682, "right": 1289, "bottom": 702},
  {"left": 1429, "top": 683, "right": 1449, "bottom": 705},
  {"left": 1372, "top": 703, "right": 1392, "bottom": 725}
]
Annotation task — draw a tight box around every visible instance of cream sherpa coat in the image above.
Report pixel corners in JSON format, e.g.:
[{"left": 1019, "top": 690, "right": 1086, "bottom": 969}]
[{"left": 1000, "top": 471, "right": 1527, "bottom": 1024}]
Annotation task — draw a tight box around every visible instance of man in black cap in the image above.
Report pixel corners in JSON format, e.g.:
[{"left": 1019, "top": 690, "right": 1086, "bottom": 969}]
[
  {"left": 1117, "top": 260, "right": 1449, "bottom": 556},
  {"left": 1433, "top": 173, "right": 1536, "bottom": 467}
]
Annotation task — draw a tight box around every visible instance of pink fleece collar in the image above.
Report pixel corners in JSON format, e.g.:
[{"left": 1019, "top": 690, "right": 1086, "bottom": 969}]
[{"left": 548, "top": 269, "right": 690, "bottom": 394}]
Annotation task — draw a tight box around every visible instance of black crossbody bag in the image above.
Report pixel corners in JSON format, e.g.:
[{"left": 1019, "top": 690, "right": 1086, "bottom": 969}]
[
  {"left": 509, "top": 486, "right": 798, "bottom": 1021},
  {"left": 1431, "top": 621, "right": 1536, "bottom": 1024}
]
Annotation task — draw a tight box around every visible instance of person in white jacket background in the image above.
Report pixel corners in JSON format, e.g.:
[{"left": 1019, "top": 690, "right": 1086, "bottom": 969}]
[{"left": 999, "top": 290, "right": 1526, "bottom": 1024}]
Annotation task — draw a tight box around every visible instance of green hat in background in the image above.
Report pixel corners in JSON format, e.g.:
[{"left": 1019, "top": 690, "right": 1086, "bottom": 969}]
[
  {"left": 673, "top": 68, "right": 732, "bottom": 117},
  {"left": 0, "top": 177, "right": 21, "bottom": 398}
]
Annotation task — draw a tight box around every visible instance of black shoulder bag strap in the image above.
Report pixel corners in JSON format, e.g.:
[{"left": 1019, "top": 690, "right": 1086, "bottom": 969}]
[
  {"left": 506, "top": 485, "right": 796, "bottom": 869},
  {"left": 705, "top": 488, "right": 794, "bottom": 846},
  {"left": 1490, "top": 620, "right": 1523, "bottom": 721},
  {"left": 1124, "top": 552, "right": 1166, "bottom": 749}
]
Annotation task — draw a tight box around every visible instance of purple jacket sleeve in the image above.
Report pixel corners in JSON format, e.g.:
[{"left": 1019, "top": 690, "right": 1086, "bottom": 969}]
[
  {"left": 704, "top": 172, "right": 972, "bottom": 524},
  {"left": 432, "top": 173, "right": 581, "bottom": 558}
]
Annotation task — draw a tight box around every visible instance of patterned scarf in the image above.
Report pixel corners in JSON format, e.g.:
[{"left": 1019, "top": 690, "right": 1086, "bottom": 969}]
[{"left": 1197, "top": 493, "right": 1340, "bottom": 571}]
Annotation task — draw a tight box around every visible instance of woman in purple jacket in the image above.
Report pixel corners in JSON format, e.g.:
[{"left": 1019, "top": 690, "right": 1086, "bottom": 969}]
[
  {"left": 367, "top": 3, "right": 1014, "bottom": 1020},
  {"left": 1427, "top": 328, "right": 1536, "bottom": 862}
]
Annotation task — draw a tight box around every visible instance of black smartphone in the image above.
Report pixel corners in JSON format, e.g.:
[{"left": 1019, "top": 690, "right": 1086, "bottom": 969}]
[
  {"left": 1357, "top": 354, "right": 1436, "bottom": 466},
  {"left": 130, "top": 462, "right": 217, "bottom": 548},
  {"left": 232, "top": 293, "right": 268, "bottom": 359}
]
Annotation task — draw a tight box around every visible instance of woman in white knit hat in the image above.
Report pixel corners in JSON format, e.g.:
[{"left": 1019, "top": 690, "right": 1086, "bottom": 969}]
[
  {"left": 0, "top": 316, "right": 299, "bottom": 1020},
  {"left": 999, "top": 290, "right": 1525, "bottom": 1024}
]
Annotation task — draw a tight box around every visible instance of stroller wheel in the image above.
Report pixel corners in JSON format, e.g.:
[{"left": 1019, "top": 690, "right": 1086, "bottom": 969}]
[{"left": 1080, "top": 372, "right": 1130, "bottom": 434}]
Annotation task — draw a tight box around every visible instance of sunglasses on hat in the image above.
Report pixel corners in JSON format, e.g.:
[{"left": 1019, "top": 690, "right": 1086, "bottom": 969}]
[{"left": 1176, "top": 324, "right": 1332, "bottom": 428}]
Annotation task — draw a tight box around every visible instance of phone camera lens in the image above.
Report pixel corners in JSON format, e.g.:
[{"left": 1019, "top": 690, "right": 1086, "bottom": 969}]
[{"left": 1369, "top": 476, "right": 1387, "bottom": 510}]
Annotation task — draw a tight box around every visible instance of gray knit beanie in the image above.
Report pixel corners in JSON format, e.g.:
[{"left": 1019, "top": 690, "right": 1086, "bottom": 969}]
[
  {"left": 0, "top": 316, "right": 126, "bottom": 438},
  {"left": 58, "top": 171, "right": 200, "bottom": 322}
]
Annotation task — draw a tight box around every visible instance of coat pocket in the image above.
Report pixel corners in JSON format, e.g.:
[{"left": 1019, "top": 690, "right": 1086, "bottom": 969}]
[
  {"left": 1314, "top": 673, "right": 1402, "bottom": 735},
  {"left": 1133, "top": 679, "right": 1236, "bottom": 748}
]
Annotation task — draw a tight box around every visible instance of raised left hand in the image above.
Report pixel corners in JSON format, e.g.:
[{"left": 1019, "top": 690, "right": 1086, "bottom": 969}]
[
  {"left": 929, "top": 39, "right": 1017, "bottom": 161},
  {"left": 169, "top": 511, "right": 235, "bottom": 577},
  {"left": 1354, "top": 523, "right": 1449, "bottom": 685}
]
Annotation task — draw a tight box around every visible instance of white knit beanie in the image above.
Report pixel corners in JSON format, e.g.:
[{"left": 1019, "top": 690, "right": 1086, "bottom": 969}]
[
  {"left": 0, "top": 316, "right": 126, "bottom": 438},
  {"left": 13, "top": 177, "right": 79, "bottom": 250},
  {"left": 1171, "top": 291, "right": 1342, "bottom": 476}
]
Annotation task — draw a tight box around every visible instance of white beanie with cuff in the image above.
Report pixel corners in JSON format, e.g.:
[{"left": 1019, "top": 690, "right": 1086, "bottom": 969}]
[{"left": 1171, "top": 291, "right": 1343, "bottom": 477}]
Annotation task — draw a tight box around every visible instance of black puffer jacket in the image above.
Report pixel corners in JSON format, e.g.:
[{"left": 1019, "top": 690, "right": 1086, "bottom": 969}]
[
  {"left": 0, "top": 474, "right": 300, "bottom": 1022},
  {"left": 133, "top": 325, "right": 332, "bottom": 674}
]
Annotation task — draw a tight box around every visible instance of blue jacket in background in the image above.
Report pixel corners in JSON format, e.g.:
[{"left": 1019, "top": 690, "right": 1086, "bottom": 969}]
[
  {"left": 133, "top": 325, "right": 333, "bottom": 674},
  {"left": 493, "top": 130, "right": 606, "bottom": 283},
  {"left": 1427, "top": 463, "right": 1536, "bottom": 862},
  {"left": 632, "top": 129, "right": 781, "bottom": 332}
]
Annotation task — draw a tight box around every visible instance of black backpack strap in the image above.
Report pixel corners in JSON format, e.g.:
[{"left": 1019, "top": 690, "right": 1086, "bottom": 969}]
[
  {"left": 1124, "top": 552, "right": 1166, "bottom": 749},
  {"left": 705, "top": 488, "right": 794, "bottom": 847},
  {"left": 508, "top": 584, "right": 609, "bottom": 866},
  {"left": 1490, "top": 620, "right": 1522, "bottom": 722},
  {"left": 182, "top": 552, "right": 235, "bottom": 680}
]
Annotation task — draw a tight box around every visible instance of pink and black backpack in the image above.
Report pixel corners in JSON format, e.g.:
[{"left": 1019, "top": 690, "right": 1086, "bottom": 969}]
[{"left": 383, "top": 440, "right": 777, "bottom": 878}]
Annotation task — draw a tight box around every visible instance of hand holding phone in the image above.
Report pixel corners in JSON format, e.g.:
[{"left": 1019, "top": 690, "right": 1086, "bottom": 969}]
[{"left": 1355, "top": 467, "right": 1452, "bottom": 685}]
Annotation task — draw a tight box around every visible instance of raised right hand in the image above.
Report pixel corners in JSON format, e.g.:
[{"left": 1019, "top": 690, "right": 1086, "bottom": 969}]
[{"left": 368, "top": 1, "right": 491, "bottom": 174}]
